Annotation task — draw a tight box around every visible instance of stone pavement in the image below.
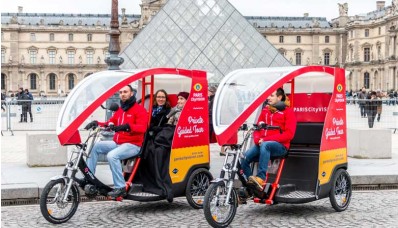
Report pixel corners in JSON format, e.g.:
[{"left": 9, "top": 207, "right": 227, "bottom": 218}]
[{"left": 1, "top": 130, "right": 398, "bottom": 201}]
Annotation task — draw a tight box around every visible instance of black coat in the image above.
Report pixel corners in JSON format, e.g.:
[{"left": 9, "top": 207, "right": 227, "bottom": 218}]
[
  {"left": 151, "top": 106, "right": 171, "bottom": 127},
  {"left": 365, "top": 95, "right": 381, "bottom": 115},
  {"left": 135, "top": 125, "right": 175, "bottom": 201}
]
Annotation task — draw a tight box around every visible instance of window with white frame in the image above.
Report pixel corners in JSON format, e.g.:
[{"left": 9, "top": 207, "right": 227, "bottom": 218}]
[
  {"left": 30, "top": 49, "right": 37, "bottom": 64},
  {"left": 49, "top": 33, "right": 54, "bottom": 41},
  {"left": 86, "top": 50, "right": 94, "bottom": 64},
  {"left": 295, "top": 52, "right": 302, "bottom": 65},
  {"left": 324, "top": 52, "right": 330, "bottom": 65},
  {"left": 68, "top": 33, "right": 74, "bottom": 41},
  {"left": 1, "top": 49, "right": 5, "bottom": 64},
  {"left": 30, "top": 73, "right": 37, "bottom": 90},
  {"left": 49, "top": 73, "right": 56, "bottom": 90},
  {"left": 364, "top": 48, "right": 370, "bottom": 62},
  {"left": 325, "top": 36, "right": 330, "bottom": 43},
  {"left": 87, "top": 34, "right": 92, "bottom": 42},
  {"left": 279, "top": 35, "right": 284, "bottom": 43},
  {"left": 30, "top": 33, "right": 36, "bottom": 41},
  {"left": 68, "top": 74, "right": 75, "bottom": 90},
  {"left": 49, "top": 50, "right": 56, "bottom": 64},
  {"left": 67, "top": 50, "right": 75, "bottom": 64},
  {"left": 364, "top": 29, "right": 369, "bottom": 38},
  {"left": 296, "top": 36, "right": 301, "bottom": 43},
  {"left": 364, "top": 72, "right": 370, "bottom": 89}
]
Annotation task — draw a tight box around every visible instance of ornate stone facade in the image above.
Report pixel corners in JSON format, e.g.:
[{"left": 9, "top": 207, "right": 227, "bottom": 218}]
[{"left": 1, "top": 1, "right": 398, "bottom": 96}]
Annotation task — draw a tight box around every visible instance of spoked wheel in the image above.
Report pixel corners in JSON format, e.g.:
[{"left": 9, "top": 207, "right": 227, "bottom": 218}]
[
  {"left": 329, "top": 169, "right": 352, "bottom": 212},
  {"left": 185, "top": 168, "right": 213, "bottom": 209},
  {"left": 40, "top": 178, "right": 80, "bottom": 224},
  {"left": 203, "top": 181, "right": 238, "bottom": 228}
]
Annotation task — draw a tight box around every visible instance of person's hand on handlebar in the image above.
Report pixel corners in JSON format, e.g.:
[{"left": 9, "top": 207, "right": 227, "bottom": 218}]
[
  {"left": 109, "top": 123, "right": 130, "bottom": 132},
  {"left": 84, "top": 120, "right": 98, "bottom": 130}
]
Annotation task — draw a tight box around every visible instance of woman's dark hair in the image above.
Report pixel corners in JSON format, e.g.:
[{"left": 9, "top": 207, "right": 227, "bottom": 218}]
[
  {"left": 154, "top": 89, "right": 171, "bottom": 109},
  {"left": 276, "top": 87, "right": 286, "bottom": 101}
]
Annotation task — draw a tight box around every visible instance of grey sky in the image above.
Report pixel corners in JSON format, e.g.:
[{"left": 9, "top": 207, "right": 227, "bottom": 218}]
[{"left": 1, "top": 0, "right": 392, "bottom": 20}]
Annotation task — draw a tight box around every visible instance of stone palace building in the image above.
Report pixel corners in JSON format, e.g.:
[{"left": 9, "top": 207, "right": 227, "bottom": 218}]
[{"left": 1, "top": 0, "right": 398, "bottom": 96}]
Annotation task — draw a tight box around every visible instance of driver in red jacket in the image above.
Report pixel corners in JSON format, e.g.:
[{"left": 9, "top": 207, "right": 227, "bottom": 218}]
[
  {"left": 241, "top": 88, "right": 297, "bottom": 191},
  {"left": 85, "top": 85, "right": 148, "bottom": 198}
]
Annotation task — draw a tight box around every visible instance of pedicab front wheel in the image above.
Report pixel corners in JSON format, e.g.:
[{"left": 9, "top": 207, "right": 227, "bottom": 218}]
[
  {"left": 40, "top": 178, "right": 80, "bottom": 224},
  {"left": 185, "top": 168, "right": 213, "bottom": 209},
  {"left": 329, "top": 168, "right": 352, "bottom": 212},
  {"left": 203, "top": 181, "right": 238, "bottom": 228}
]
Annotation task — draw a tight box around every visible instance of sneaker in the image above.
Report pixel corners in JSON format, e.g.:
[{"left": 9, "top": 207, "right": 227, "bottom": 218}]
[
  {"left": 108, "top": 187, "right": 127, "bottom": 198},
  {"left": 248, "top": 176, "right": 265, "bottom": 191}
]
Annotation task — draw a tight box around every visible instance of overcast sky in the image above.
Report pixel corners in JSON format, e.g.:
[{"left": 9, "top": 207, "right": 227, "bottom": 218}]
[{"left": 1, "top": 0, "right": 392, "bottom": 20}]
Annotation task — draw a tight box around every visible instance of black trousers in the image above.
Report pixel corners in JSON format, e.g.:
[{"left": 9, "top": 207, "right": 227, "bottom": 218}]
[{"left": 367, "top": 111, "right": 376, "bottom": 128}]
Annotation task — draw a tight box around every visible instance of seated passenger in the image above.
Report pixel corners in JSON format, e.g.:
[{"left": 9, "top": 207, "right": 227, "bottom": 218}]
[
  {"left": 241, "top": 88, "right": 297, "bottom": 191},
  {"left": 84, "top": 85, "right": 148, "bottom": 198},
  {"left": 167, "top": 91, "right": 189, "bottom": 125},
  {"left": 151, "top": 89, "right": 171, "bottom": 127}
]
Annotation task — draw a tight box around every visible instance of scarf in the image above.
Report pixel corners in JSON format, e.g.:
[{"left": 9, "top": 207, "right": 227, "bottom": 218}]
[
  {"left": 267, "top": 97, "right": 290, "bottom": 113},
  {"left": 120, "top": 95, "right": 136, "bottom": 111},
  {"left": 152, "top": 105, "right": 163, "bottom": 117}
]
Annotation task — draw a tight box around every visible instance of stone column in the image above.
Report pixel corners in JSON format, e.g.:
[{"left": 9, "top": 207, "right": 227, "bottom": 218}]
[{"left": 389, "top": 35, "right": 394, "bottom": 58}]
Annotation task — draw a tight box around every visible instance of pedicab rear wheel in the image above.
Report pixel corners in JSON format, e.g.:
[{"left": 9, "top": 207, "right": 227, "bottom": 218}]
[
  {"left": 185, "top": 168, "right": 213, "bottom": 209},
  {"left": 203, "top": 181, "right": 238, "bottom": 228},
  {"left": 329, "top": 169, "right": 352, "bottom": 212},
  {"left": 40, "top": 178, "right": 80, "bottom": 224}
]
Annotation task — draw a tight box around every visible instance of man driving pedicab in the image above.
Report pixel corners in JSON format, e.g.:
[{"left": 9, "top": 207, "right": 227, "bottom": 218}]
[
  {"left": 84, "top": 85, "right": 148, "bottom": 198},
  {"left": 241, "top": 88, "right": 297, "bottom": 191}
]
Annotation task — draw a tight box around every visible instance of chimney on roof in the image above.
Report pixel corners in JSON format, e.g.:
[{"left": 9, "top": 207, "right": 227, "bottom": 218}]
[
  {"left": 18, "top": 6, "right": 23, "bottom": 13},
  {"left": 376, "top": 1, "right": 385, "bottom": 10},
  {"left": 304, "top": 13, "right": 309, "bottom": 17}
]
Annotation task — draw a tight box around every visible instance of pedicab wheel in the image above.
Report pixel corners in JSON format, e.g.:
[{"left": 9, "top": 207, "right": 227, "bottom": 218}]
[
  {"left": 40, "top": 178, "right": 80, "bottom": 224},
  {"left": 329, "top": 169, "right": 352, "bottom": 212},
  {"left": 203, "top": 182, "right": 238, "bottom": 228},
  {"left": 185, "top": 168, "right": 213, "bottom": 209}
]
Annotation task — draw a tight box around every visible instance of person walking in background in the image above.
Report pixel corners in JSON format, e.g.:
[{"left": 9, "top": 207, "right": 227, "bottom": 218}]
[
  {"left": 24, "top": 89, "right": 34, "bottom": 122},
  {"left": 17, "top": 87, "right": 29, "bottom": 123},
  {"left": 375, "top": 89, "right": 384, "bottom": 122},
  {"left": 357, "top": 87, "right": 367, "bottom": 118},
  {"left": 365, "top": 91, "right": 381, "bottom": 128},
  {"left": 1, "top": 92, "right": 6, "bottom": 112}
]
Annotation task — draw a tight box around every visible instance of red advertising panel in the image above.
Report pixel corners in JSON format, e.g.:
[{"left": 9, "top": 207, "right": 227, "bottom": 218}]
[
  {"left": 172, "top": 71, "right": 209, "bottom": 148},
  {"left": 293, "top": 93, "right": 331, "bottom": 122},
  {"left": 320, "top": 68, "right": 347, "bottom": 151}
]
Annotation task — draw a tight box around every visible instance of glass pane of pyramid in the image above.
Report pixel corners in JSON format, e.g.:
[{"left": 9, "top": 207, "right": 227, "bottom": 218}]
[{"left": 120, "top": 0, "right": 291, "bottom": 83}]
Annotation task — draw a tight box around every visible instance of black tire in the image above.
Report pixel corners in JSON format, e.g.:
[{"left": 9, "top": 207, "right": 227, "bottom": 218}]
[
  {"left": 40, "top": 178, "right": 80, "bottom": 224},
  {"left": 185, "top": 168, "right": 213, "bottom": 209},
  {"left": 329, "top": 169, "right": 352, "bottom": 212},
  {"left": 203, "top": 182, "right": 238, "bottom": 228}
]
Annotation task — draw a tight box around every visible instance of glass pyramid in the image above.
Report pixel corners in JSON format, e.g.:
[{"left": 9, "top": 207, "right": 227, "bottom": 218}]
[{"left": 120, "top": 0, "right": 291, "bottom": 82}]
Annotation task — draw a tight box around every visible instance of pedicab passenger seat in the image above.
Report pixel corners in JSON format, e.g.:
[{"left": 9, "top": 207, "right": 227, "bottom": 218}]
[{"left": 289, "top": 122, "right": 324, "bottom": 153}]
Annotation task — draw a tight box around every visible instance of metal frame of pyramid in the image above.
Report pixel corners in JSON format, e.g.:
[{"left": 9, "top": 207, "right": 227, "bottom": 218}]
[{"left": 120, "top": 0, "right": 291, "bottom": 82}]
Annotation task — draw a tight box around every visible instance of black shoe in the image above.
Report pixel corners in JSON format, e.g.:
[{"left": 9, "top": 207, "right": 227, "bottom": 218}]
[
  {"left": 30, "top": 119, "right": 33, "bottom": 122},
  {"left": 108, "top": 187, "right": 127, "bottom": 198}
]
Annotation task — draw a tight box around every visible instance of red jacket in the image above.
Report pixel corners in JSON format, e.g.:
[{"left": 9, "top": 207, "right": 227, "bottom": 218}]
[
  {"left": 100, "top": 103, "right": 148, "bottom": 147},
  {"left": 253, "top": 106, "right": 297, "bottom": 149}
]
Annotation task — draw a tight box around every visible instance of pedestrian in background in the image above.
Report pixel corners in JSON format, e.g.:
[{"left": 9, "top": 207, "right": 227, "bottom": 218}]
[
  {"left": 17, "top": 87, "right": 29, "bottom": 123},
  {"left": 357, "top": 87, "right": 367, "bottom": 118},
  {"left": 25, "top": 89, "right": 34, "bottom": 122},
  {"left": 1, "top": 92, "right": 6, "bottom": 112},
  {"left": 366, "top": 91, "right": 381, "bottom": 128},
  {"left": 375, "top": 89, "right": 384, "bottom": 122}
]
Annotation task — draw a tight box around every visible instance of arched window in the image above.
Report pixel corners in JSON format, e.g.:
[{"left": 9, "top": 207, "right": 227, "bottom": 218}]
[
  {"left": 68, "top": 73, "right": 75, "bottom": 90},
  {"left": 49, "top": 73, "right": 57, "bottom": 90},
  {"left": 1, "top": 73, "right": 6, "bottom": 90},
  {"left": 364, "top": 72, "right": 370, "bottom": 89},
  {"left": 30, "top": 73, "right": 38, "bottom": 90}
]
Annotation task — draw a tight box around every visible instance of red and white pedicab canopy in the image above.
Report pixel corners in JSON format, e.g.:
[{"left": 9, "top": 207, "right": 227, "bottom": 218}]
[{"left": 213, "top": 66, "right": 345, "bottom": 145}]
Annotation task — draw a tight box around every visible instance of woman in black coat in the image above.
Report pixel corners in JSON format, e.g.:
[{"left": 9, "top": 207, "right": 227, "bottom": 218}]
[
  {"left": 366, "top": 91, "right": 381, "bottom": 128},
  {"left": 151, "top": 89, "right": 171, "bottom": 127}
]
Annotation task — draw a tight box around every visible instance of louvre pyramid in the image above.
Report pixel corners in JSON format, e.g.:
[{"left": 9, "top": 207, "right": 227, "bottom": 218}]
[{"left": 120, "top": 0, "right": 291, "bottom": 82}]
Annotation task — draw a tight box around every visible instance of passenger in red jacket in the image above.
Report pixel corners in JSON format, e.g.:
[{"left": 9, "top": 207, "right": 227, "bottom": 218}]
[
  {"left": 241, "top": 88, "right": 297, "bottom": 191},
  {"left": 85, "top": 85, "right": 148, "bottom": 198}
]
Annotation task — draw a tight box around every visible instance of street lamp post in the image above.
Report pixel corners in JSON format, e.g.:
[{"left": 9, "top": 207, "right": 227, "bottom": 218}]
[{"left": 105, "top": 0, "right": 124, "bottom": 70}]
